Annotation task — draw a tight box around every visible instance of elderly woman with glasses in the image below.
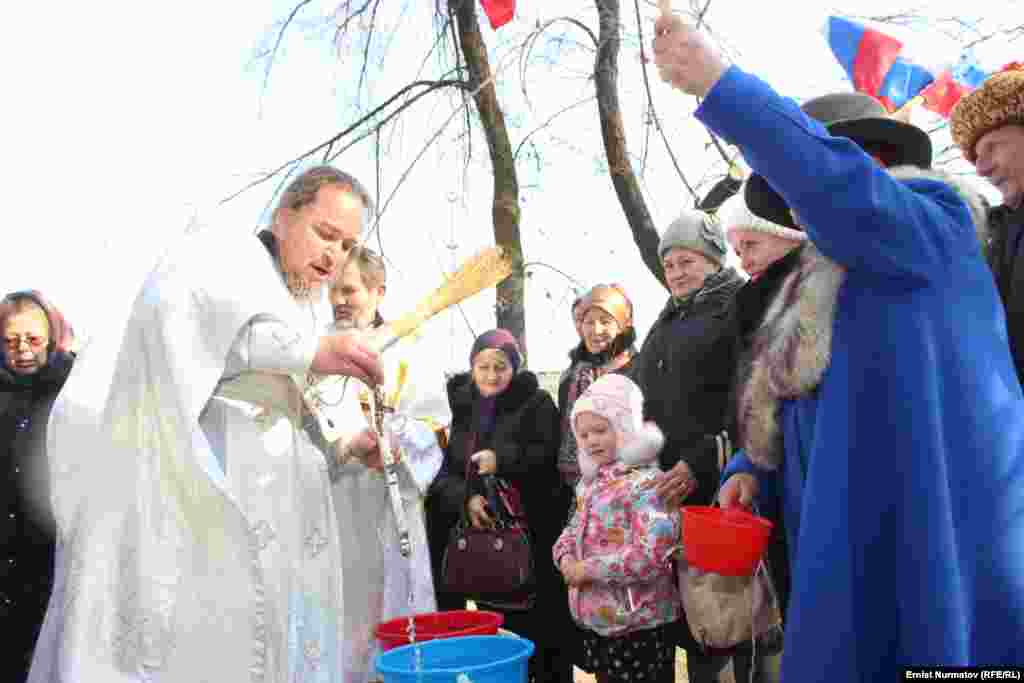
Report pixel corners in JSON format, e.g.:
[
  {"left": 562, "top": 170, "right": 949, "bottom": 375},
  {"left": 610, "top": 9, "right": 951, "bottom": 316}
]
[{"left": 1, "top": 290, "right": 77, "bottom": 683}]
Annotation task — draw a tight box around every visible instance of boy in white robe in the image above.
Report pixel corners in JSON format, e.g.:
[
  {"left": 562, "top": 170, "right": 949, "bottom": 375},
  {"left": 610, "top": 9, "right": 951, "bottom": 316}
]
[{"left": 306, "top": 248, "right": 448, "bottom": 683}]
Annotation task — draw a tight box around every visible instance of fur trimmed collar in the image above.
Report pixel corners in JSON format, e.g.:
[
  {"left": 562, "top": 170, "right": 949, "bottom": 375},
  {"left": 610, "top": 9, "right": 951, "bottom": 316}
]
[
  {"left": 736, "top": 166, "right": 987, "bottom": 468},
  {"left": 447, "top": 370, "right": 541, "bottom": 418}
]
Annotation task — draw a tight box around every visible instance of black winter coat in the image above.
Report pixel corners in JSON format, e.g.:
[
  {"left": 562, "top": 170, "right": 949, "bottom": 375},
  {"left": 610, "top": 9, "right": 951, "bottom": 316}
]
[
  {"left": 630, "top": 270, "right": 744, "bottom": 505},
  {"left": 2, "top": 351, "right": 73, "bottom": 679},
  {"left": 986, "top": 204, "right": 1024, "bottom": 384},
  {"left": 428, "top": 371, "right": 567, "bottom": 555},
  {"left": 424, "top": 371, "right": 575, "bottom": 680}
]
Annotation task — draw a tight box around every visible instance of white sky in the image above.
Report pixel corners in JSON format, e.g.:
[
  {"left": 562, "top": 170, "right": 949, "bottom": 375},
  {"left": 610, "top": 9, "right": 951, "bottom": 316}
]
[{"left": 1, "top": 0, "right": 1017, "bottom": 372}]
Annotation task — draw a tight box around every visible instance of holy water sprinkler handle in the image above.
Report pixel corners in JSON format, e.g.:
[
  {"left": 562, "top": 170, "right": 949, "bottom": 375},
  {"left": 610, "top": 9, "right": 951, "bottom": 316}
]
[{"left": 373, "top": 384, "right": 413, "bottom": 558}]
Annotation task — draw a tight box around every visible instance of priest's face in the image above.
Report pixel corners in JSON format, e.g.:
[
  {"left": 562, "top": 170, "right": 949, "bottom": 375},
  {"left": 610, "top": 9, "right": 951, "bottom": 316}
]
[
  {"left": 330, "top": 263, "right": 385, "bottom": 329},
  {"left": 3, "top": 305, "right": 50, "bottom": 376},
  {"left": 274, "top": 184, "right": 364, "bottom": 295}
]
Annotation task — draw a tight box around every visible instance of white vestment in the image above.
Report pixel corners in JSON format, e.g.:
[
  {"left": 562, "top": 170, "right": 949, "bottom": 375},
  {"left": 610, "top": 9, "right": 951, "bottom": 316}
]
[
  {"left": 30, "top": 227, "right": 352, "bottom": 683},
  {"left": 310, "top": 329, "right": 448, "bottom": 683}
]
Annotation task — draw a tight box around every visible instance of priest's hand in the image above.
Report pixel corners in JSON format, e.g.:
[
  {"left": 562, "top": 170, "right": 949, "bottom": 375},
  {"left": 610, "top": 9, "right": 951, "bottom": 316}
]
[
  {"left": 339, "top": 428, "right": 398, "bottom": 472},
  {"left": 467, "top": 494, "right": 495, "bottom": 529},
  {"left": 312, "top": 332, "right": 385, "bottom": 386},
  {"left": 470, "top": 449, "right": 497, "bottom": 475},
  {"left": 718, "top": 473, "right": 759, "bottom": 511},
  {"left": 651, "top": 2, "right": 728, "bottom": 97}
]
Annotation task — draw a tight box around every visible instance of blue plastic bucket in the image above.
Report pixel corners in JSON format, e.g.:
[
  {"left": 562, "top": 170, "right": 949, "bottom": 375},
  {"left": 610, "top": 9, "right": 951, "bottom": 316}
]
[{"left": 376, "top": 635, "right": 535, "bottom": 683}]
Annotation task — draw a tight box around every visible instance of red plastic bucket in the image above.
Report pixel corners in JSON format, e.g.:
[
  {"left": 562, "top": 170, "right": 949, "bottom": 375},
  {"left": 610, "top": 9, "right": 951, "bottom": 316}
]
[
  {"left": 375, "top": 610, "right": 504, "bottom": 651},
  {"left": 682, "top": 506, "right": 773, "bottom": 576}
]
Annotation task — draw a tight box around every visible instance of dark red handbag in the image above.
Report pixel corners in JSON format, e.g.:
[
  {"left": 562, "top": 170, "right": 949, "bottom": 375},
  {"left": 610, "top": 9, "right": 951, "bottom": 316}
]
[{"left": 441, "top": 464, "right": 535, "bottom": 610}]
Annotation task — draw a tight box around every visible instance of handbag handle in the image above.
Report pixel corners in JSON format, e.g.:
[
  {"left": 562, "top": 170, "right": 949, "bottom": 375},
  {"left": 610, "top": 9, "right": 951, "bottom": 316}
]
[{"left": 458, "top": 420, "right": 502, "bottom": 528}]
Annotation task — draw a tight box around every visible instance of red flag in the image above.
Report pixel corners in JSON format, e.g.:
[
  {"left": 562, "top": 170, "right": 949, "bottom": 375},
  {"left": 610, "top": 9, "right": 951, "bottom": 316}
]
[
  {"left": 919, "top": 71, "right": 964, "bottom": 117},
  {"left": 480, "top": 0, "right": 515, "bottom": 30}
]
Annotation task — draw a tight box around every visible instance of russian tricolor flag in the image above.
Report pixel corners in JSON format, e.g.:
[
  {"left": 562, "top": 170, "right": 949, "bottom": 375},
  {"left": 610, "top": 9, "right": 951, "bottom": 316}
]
[
  {"left": 826, "top": 16, "right": 905, "bottom": 103},
  {"left": 826, "top": 16, "right": 991, "bottom": 117},
  {"left": 877, "top": 56, "right": 936, "bottom": 111}
]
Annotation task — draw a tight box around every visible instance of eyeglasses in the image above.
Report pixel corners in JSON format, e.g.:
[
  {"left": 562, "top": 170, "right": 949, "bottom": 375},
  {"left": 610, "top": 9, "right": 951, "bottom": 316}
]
[{"left": 4, "top": 335, "right": 46, "bottom": 352}]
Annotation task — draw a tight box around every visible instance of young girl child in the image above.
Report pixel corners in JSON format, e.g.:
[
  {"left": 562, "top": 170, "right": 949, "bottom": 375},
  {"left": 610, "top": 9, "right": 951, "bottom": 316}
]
[{"left": 553, "top": 374, "right": 681, "bottom": 683}]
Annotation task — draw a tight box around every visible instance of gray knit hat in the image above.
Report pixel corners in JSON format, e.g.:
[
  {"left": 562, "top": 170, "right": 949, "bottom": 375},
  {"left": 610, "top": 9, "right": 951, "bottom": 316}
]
[{"left": 658, "top": 209, "right": 729, "bottom": 267}]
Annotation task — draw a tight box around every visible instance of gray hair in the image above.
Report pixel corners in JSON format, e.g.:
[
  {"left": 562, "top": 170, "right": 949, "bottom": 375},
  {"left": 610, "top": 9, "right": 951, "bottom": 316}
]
[{"left": 274, "top": 165, "right": 374, "bottom": 228}]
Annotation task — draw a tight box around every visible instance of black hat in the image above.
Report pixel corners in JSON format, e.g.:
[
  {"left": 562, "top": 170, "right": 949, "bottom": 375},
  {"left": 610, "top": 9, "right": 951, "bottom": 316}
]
[{"left": 746, "top": 92, "right": 933, "bottom": 229}]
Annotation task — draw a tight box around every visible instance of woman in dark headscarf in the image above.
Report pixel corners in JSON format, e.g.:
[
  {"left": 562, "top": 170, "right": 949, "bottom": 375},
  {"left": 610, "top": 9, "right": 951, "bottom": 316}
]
[{"left": 425, "top": 329, "right": 573, "bottom": 683}]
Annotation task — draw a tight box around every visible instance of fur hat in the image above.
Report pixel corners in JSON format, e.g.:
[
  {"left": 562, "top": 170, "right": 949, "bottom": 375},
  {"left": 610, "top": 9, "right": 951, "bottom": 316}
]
[
  {"left": 570, "top": 374, "right": 664, "bottom": 482},
  {"left": 718, "top": 192, "right": 807, "bottom": 244},
  {"left": 580, "top": 283, "right": 634, "bottom": 330},
  {"left": 951, "top": 62, "right": 1024, "bottom": 162},
  {"left": 659, "top": 209, "right": 729, "bottom": 267},
  {"left": 746, "top": 92, "right": 933, "bottom": 230}
]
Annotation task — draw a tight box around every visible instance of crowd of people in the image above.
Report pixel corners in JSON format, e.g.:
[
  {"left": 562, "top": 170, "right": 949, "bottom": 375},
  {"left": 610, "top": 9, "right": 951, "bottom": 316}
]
[{"left": 4, "top": 10, "right": 1024, "bottom": 683}]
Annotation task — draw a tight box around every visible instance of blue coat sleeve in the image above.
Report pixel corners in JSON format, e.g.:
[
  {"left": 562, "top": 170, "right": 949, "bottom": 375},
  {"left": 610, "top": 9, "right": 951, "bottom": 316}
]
[
  {"left": 720, "top": 449, "right": 780, "bottom": 521},
  {"left": 695, "top": 67, "right": 977, "bottom": 286}
]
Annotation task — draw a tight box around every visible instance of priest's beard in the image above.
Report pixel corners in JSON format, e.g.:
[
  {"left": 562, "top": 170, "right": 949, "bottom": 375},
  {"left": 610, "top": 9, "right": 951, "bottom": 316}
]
[
  {"left": 283, "top": 270, "right": 318, "bottom": 302},
  {"left": 330, "top": 317, "right": 373, "bottom": 334}
]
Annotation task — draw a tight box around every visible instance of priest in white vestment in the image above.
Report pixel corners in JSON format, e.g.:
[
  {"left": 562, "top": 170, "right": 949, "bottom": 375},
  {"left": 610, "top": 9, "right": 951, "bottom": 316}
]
[
  {"left": 305, "top": 248, "right": 448, "bottom": 683},
  {"left": 29, "top": 167, "right": 386, "bottom": 683}
]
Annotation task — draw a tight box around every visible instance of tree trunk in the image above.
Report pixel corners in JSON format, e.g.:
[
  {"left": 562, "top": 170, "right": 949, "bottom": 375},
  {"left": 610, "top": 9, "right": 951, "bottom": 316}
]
[
  {"left": 593, "top": 0, "right": 668, "bottom": 290},
  {"left": 451, "top": 0, "right": 528, "bottom": 362}
]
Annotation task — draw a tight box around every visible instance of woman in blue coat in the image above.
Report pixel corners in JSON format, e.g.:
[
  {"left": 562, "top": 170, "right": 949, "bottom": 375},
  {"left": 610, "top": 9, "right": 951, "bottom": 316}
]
[{"left": 652, "top": 10, "right": 1024, "bottom": 680}]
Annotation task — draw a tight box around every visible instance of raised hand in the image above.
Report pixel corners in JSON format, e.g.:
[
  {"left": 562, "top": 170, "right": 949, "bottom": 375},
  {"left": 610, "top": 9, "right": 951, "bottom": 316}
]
[{"left": 651, "top": 1, "right": 728, "bottom": 97}]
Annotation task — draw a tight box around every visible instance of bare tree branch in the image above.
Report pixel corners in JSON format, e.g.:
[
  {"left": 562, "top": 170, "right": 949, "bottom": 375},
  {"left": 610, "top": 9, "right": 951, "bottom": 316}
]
[
  {"left": 633, "top": 0, "right": 698, "bottom": 201},
  {"left": 964, "top": 24, "right": 1024, "bottom": 49},
  {"left": 355, "top": 0, "right": 385, "bottom": 101},
  {"left": 520, "top": 17, "right": 600, "bottom": 111},
  {"left": 260, "top": 0, "right": 315, "bottom": 109},
  {"left": 333, "top": 0, "right": 376, "bottom": 52},
  {"left": 325, "top": 74, "right": 464, "bottom": 161},
  {"left": 512, "top": 95, "right": 597, "bottom": 162},
  {"left": 522, "top": 261, "right": 586, "bottom": 289},
  {"left": 445, "top": 2, "right": 474, "bottom": 174},
  {"left": 221, "top": 78, "right": 466, "bottom": 204}
]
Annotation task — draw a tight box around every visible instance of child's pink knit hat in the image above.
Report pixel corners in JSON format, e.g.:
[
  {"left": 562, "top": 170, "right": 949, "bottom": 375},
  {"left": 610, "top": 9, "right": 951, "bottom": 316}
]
[{"left": 571, "top": 374, "right": 664, "bottom": 482}]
